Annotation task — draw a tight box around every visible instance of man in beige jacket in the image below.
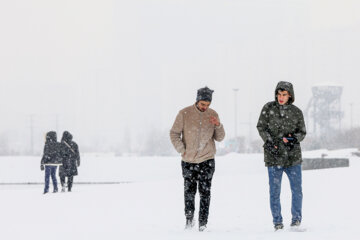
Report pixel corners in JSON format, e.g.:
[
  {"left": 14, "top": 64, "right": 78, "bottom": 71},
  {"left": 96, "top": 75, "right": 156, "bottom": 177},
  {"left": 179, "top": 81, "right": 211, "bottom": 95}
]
[{"left": 170, "top": 86, "right": 225, "bottom": 231}]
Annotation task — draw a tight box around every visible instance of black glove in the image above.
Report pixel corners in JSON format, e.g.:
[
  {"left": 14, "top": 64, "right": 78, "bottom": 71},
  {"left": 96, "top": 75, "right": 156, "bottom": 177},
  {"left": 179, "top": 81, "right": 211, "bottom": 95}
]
[
  {"left": 40, "top": 165, "right": 45, "bottom": 171},
  {"left": 284, "top": 134, "right": 298, "bottom": 150},
  {"left": 264, "top": 140, "right": 279, "bottom": 156}
]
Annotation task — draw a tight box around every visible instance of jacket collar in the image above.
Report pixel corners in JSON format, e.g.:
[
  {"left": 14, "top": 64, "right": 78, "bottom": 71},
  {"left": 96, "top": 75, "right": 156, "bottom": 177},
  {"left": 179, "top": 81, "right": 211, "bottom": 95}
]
[
  {"left": 193, "top": 103, "right": 207, "bottom": 114},
  {"left": 275, "top": 101, "right": 290, "bottom": 108}
]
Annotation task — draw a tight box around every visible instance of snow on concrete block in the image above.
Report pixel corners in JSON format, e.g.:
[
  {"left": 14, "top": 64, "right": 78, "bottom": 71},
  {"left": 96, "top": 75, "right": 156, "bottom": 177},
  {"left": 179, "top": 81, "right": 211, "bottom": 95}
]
[{"left": 302, "top": 158, "right": 349, "bottom": 170}]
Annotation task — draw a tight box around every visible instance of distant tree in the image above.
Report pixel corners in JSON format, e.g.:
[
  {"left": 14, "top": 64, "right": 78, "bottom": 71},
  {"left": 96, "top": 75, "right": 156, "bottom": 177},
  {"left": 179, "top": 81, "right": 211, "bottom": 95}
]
[
  {"left": 0, "top": 134, "right": 10, "bottom": 155},
  {"left": 250, "top": 139, "right": 263, "bottom": 153},
  {"left": 140, "top": 128, "right": 177, "bottom": 156},
  {"left": 302, "top": 127, "right": 360, "bottom": 151},
  {"left": 217, "top": 136, "right": 245, "bottom": 154}
]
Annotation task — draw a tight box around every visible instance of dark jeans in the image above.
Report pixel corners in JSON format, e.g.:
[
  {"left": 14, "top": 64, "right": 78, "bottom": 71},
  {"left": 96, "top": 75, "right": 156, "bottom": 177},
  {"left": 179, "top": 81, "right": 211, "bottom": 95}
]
[
  {"left": 60, "top": 176, "right": 74, "bottom": 191},
  {"left": 267, "top": 164, "right": 303, "bottom": 225},
  {"left": 181, "top": 159, "right": 215, "bottom": 226},
  {"left": 44, "top": 166, "right": 58, "bottom": 192}
]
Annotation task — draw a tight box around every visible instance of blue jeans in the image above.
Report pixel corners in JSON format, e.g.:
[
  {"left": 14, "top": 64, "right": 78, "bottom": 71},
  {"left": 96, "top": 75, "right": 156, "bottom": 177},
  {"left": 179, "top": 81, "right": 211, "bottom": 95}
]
[
  {"left": 267, "top": 164, "right": 302, "bottom": 224},
  {"left": 44, "top": 166, "right": 58, "bottom": 192}
]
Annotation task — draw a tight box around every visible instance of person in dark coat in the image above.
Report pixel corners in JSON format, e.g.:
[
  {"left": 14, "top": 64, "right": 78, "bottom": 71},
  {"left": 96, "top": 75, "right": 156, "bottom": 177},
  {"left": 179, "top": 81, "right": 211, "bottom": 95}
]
[
  {"left": 58, "top": 131, "right": 80, "bottom": 192},
  {"left": 40, "top": 131, "right": 61, "bottom": 194},
  {"left": 257, "top": 81, "right": 306, "bottom": 230}
]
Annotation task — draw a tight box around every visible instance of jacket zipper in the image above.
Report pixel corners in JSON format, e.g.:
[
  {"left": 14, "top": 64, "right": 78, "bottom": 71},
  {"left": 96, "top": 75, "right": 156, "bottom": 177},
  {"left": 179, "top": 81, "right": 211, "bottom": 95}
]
[{"left": 197, "top": 113, "right": 203, "bottom": 157}]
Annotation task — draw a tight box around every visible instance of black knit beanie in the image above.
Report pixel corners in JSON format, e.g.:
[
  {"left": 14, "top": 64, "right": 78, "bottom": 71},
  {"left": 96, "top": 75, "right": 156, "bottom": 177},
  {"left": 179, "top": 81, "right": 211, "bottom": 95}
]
[{"left": 196, "top": 86, "right": 214, "bottom": 102}]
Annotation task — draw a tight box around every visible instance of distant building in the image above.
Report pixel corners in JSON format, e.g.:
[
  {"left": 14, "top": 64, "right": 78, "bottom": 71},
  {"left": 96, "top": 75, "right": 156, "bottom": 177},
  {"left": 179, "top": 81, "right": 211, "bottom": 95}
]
[{"left": 305, "top": 83, "right": 343, "bottom": 136}]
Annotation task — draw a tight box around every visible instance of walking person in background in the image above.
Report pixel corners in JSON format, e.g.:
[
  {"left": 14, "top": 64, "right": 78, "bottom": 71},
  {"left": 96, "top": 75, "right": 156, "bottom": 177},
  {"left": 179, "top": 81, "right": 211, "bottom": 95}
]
[
  {"left": 170, "top": 86, "right": 225, "bottom": 232},
  {"left": 40, "top": 131, "right": 61, "bottom": 194},
  {"left": 257, "top": 81, "right": 306, "bottom": 231},
  {"left": 59, "top": 131, "right": 80, "bottom": 192}
]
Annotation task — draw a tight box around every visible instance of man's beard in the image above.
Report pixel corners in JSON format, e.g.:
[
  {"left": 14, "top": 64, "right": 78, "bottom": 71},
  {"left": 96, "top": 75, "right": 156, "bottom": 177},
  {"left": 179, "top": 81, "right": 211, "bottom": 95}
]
[{"left": 197, "top": 105, "right": 206, "bottom": 112}]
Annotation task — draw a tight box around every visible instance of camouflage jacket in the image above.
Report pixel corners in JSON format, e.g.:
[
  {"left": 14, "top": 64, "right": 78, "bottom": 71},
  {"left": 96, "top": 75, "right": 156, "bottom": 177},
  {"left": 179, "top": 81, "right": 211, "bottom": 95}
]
[{"left": 256, "top": 82, "right": 306, "bottom": 167}]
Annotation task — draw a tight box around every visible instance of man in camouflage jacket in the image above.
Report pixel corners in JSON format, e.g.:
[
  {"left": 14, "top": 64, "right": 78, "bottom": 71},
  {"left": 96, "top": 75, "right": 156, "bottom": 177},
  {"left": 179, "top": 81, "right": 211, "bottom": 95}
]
[{"left": 257, "top": 81, "right": 306, "bottom": 230}]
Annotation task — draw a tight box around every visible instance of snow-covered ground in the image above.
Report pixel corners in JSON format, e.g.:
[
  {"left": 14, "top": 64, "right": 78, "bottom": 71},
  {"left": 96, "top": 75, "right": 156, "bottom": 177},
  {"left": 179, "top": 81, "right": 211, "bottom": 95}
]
[{"left": 1, "top": 149, "right": 359, "bottom": 240}]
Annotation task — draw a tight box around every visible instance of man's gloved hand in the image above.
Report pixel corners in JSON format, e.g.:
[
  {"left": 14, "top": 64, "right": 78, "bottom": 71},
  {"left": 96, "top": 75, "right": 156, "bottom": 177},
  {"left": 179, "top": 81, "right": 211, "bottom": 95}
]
[
  {"left": 284, "top": 134, "right": 298, "bottom": 150},
  {"left": 40, "top": 165, "right": 45, "bottom": 171},
  {"left": 264, "top": 140, "right": 279, "bottom": 156}
]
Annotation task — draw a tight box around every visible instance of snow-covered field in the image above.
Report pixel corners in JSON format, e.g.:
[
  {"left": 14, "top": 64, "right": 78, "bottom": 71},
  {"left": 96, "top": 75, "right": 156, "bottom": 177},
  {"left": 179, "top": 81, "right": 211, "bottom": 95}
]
[{"left": 1, "top": 149, "right": 359, "bottom": 240}]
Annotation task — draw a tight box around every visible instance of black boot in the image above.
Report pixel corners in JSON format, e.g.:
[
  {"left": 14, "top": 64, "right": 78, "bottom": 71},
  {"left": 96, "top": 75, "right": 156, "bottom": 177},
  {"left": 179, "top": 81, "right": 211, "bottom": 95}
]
[
  {"left": 68, "top": 181, "right": 72, "bottom": 192},
  {"left": 290, "top": 220, "right": 301, "bottom": 227},
  {"left": 199, "top": 224, "right": 207, "bottom": 232},
  {"left": 185, "top": 217, "right": 194, "bottom": 229},
  {"left": 274, "top": 223, "right": 284, "bottom": 231},
  {"left": 67, "top": 177, "right": 73, "bottom": 192}
]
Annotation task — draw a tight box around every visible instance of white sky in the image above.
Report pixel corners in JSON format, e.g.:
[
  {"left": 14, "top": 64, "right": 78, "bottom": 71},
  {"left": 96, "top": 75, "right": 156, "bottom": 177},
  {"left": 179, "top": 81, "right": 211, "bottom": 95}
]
[{"left": 0, "top": 0, "right": 360, "bottom": 152}]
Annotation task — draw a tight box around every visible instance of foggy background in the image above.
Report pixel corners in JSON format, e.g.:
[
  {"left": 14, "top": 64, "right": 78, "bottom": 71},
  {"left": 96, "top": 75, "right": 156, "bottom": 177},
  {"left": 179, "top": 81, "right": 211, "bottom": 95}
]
[{"left": 0, "top": 0, "right": 359, "bottom": 155}]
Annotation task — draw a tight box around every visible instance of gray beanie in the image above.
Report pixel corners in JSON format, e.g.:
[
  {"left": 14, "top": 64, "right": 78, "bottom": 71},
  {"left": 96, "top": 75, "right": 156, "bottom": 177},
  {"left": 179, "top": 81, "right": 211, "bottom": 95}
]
[{"left": 196, "top": 86, "right": 214, "bottom": 102}]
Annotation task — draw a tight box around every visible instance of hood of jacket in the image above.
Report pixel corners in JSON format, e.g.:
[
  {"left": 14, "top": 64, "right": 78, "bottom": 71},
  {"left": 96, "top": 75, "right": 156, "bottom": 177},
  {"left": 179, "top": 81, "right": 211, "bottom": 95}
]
[
  {"left": 275, "top": 81, "right": 295, "bottom": 104},
  {"left": 61, "top": 131, "right": 73, "bottom": 143},
  {"left": 46, "top": 131, "right": 57, "bottom": 143}
]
